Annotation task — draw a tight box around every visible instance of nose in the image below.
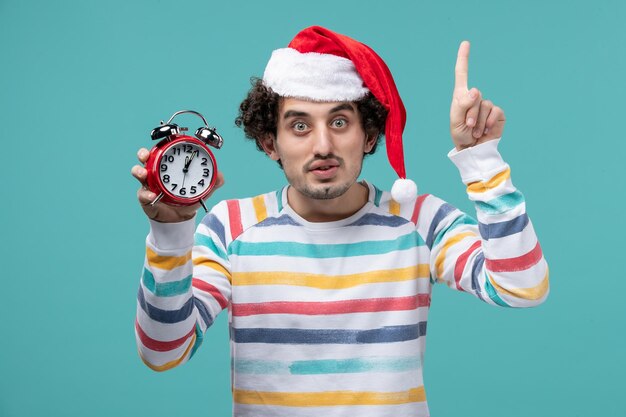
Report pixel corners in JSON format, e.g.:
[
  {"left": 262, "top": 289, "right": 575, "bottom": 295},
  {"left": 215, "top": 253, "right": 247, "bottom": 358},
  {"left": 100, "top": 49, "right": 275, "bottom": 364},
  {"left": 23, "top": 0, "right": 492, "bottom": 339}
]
[{"left": 312, "top": 126, "right": 333, "bottom": 156}]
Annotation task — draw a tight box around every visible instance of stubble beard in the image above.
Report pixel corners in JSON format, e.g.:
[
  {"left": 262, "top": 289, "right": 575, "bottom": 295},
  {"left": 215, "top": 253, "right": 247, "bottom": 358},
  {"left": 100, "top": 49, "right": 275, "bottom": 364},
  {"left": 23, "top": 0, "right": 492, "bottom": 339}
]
[
  {"left": 298, "top": 181, "right": 353, "bottom": 200},
  {"left": 286, "top": 155, "right": 363, "bottom": 201}
]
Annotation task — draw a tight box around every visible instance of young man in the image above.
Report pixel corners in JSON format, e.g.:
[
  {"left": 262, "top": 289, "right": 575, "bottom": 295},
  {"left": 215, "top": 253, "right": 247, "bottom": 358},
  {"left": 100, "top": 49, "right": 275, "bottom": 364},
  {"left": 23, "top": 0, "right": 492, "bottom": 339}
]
[{"left": 131, "top": 26, "right": 548, "bottom": 417}]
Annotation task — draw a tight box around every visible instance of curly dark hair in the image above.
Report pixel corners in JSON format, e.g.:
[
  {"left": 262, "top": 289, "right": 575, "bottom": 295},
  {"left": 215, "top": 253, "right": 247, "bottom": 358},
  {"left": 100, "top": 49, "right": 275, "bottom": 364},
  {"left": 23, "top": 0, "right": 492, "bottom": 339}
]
[{"left": 235, "top": 78, "right": 388, "bottom": 157}]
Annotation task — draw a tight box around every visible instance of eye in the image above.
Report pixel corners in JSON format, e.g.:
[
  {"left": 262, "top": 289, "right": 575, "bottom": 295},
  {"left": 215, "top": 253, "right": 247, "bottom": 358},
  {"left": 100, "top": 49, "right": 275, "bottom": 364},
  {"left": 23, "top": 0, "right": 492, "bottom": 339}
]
[
  {"left": 292, "top": 122, "right": 308, "bottom": 132},
  {"left": 331, "top": 118, "right": 347, "bottom": 128}
]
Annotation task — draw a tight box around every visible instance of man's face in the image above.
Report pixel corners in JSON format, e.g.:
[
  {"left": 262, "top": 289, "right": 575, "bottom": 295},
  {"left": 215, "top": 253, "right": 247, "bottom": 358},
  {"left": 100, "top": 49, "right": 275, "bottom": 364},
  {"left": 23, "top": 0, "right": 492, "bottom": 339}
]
[{"left": 263, "top": 98, "right": 375, "bottom": 200}]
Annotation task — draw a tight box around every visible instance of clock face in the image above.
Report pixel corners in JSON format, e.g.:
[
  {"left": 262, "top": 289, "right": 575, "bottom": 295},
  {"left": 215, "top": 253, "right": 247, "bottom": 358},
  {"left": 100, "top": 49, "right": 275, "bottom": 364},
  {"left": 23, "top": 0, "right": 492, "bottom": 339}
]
[{"left": 158, "top": 141, "right": 215, "bottom": 199}]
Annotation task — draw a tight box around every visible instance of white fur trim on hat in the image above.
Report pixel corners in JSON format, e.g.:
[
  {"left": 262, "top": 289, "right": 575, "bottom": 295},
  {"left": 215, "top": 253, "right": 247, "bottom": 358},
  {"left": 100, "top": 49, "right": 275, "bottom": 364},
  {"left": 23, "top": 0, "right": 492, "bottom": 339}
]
[
  {"left": 262, "top": 48, "right": 369, "bottom": 101},
  {"left": 391, "top": 178, "right": 418, "bottom": 203}
]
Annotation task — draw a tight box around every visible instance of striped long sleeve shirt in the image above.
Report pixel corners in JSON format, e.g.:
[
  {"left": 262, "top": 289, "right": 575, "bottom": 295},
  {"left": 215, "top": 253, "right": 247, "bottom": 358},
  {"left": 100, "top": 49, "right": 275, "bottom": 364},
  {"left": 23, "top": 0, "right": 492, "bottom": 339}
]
[{"left": 135, "top": 139, "right": 549, "bottom": 417}]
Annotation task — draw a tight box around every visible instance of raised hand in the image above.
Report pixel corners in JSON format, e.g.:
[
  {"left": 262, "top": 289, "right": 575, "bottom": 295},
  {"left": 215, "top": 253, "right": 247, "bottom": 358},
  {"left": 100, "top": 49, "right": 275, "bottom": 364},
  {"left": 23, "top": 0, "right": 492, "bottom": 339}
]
[
  {"left": 450, "top": 41, "right": 506, "bottom": 150},
  {"left": 131, "top": 148, "right": 224, "bottom": 223}
]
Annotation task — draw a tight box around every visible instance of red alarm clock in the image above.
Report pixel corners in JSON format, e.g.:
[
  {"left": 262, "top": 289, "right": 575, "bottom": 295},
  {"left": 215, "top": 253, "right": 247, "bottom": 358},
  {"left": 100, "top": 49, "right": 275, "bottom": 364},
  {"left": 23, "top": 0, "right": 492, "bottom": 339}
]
[{"left": 145, "top": 110, "right": 223, "bottom": 212}]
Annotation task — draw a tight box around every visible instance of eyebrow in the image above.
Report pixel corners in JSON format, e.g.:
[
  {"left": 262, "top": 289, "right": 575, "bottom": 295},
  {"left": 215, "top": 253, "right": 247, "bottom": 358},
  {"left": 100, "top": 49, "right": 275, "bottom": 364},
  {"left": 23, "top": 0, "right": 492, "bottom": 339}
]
[
  {"left": 282, "top": 110, "right": 309, "bottom": 119},
  {"left": 282, "top": 103, "right": 356, "bottom": 120},
  {"left": 328, "top": 103, "right": 356, "bottom": 114}
]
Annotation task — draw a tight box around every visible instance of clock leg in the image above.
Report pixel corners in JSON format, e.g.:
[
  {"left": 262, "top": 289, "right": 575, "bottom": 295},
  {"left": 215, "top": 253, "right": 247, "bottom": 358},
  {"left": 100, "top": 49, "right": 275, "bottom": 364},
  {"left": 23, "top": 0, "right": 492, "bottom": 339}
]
[
  {"left": 200, "top": 200, "right": 208, "bottom": 213},
  {"left": 149, "top": 192, "right": 164, "bottom": 206}
]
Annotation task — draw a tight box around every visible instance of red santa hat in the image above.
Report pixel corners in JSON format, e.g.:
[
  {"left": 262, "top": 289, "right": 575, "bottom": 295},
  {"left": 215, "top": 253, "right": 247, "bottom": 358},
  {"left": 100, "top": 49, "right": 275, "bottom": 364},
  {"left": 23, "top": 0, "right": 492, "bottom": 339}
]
[{"left": 262, "top": 26, "right": 417, "bottom": 202}]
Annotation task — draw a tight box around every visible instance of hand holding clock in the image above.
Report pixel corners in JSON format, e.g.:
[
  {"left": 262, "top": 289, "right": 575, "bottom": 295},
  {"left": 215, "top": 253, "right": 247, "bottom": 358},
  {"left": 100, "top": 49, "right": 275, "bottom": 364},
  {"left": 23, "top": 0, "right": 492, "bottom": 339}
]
[{"left": 131, "top": 148, "right": 225, "bottom": 223}]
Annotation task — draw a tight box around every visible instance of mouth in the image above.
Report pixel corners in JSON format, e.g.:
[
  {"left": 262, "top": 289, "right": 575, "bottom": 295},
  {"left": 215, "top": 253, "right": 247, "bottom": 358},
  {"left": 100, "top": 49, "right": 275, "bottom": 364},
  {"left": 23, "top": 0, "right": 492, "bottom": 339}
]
[
  {"left": 308, "top": 159, "right": 340, "bottom": 170},
  {"left": 307, "top": 159, "right": 341, "bottom": 179},
  {"left": 311, "top": 164, "right": 337, "bottom": 171}
]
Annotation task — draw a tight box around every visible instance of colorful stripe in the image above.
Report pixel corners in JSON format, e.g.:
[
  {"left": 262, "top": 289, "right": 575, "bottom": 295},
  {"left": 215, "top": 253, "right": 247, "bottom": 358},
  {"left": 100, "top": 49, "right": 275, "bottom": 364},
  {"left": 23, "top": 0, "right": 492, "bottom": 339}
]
[
  {"left": 453, "top": 240, "right": 481, "bottom": 291},
  {"left": 291, "top": 356, "right": 421, "bottom": 375},
  {"left": 232, "top": 294, "right": 430, "bottom": 316},
  {"left": 275, "top": 188, "right": 284, "bottom": 213},
  {"left": 252, "top": 194, "right": 268, "bottom": 223},
  {"left": 432, "top": 213, "right": 478, "bottom": 248},
  {"left": 233, "top": 264, "right": 430, "bottom": 289},
  {"left": 137, "top": 286, "right": 194, "bottom": 324},
  {"left": 194, "top": 234, "right": 228, "bottom": 260},
  {"left": 189, "top": 323, "right": 204, "bottom": 358},
  {"left": 475, "top": 190, "right": 524, "bottom": 215},
  {"left": 139, "top": 332, "right": 196, "bottom": 372},
  {"left": 146, "top": 247, "right": 191, "bottom": 271},
  {"left": 193, "top": 298, "right": 214, "bottom": 329},
  {"left": 233, "top": 386, "right": 426, "bottom": 406},
  {"left": 373, "top": 185, "right": 383, "bottom": 207},
  {"left": 226, "top": 199, "right": 243, "bottom": 239},
  {"left": 192, "top": 278, "right": 229, "bottom": 309},
  {"left": 410, "top": 194, "right": 429, "bottom": 224},
  {"left": 470, "top": 254, "right": 487, "bottom": 301},
  {"left": 485, "top": 241, "right": 542, "bottom": 272},
  {"left": 488, "top": 268, "right": 549, "bottom": 300},
  {"left": 483, "top": 272, "right": 510, "bottom": 307},
  {"left": 232, "top": 322, "right": 427, "bottom": 344},
  {"left": 193, "top": 256, "right": 232, "bottom": 282},
  {"left": 135, "top": 319, "right": 194, "bottom": 352},
  {"left": 142, "top": 268, "right": 191, "bottom": 297},
  {"left": 466, "top": 168, "right": 510, "bottom": 193},
  {"left": 434, "top": 231, "right": 476, "bottom": 280},
  {"left": 256, "top": 215, "right": 301, "bottom": 227},
  {"left": 389, "top": 199, "right": 401, "bottom": 216},
  {"left": 234, "top": 356, "right": 421, "bottom": 375},
  {"left": 200, "top": 213, "right": 226, "bottom": 248},
  {"left": 229, "top": 231, "right": 424, "bottom": 258},
  {"left": 479, "top": 213, "right": 529, "bottom": 240},
  {"left": 426, "top": 203, "right": 456, "bottom": 249},
  {"left": 348, "top": 213, "right": 408, "bottom": 227}
]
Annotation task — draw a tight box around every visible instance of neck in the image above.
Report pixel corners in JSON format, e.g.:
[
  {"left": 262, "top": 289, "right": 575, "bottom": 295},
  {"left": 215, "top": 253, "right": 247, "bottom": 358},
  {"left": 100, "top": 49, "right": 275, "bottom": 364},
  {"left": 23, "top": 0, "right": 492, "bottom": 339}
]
[{"left": 287, "top": 182, "right": 369, "bottom": 222}]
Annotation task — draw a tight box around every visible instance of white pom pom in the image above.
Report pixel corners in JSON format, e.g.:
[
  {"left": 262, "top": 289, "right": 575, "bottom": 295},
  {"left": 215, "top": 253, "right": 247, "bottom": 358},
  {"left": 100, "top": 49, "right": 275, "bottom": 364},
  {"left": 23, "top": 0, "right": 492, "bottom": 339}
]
[{"left": 391, "top": 178, "right": 418, "bottom": 202}]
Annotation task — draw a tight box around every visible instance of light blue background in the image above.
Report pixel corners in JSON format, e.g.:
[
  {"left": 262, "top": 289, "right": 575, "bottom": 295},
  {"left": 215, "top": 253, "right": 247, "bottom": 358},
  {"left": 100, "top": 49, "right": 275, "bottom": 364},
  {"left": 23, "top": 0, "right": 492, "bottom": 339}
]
[{"left": 1, "top": 0, "right": 624, "bottom": 416}]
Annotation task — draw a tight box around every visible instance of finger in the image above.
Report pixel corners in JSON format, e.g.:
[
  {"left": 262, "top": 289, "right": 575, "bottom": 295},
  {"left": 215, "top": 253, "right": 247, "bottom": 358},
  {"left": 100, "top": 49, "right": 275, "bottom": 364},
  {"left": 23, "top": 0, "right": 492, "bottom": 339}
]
[
  {"left": 131, "top": 165, "right": 148, "bottom": 184},
  {"left": 214, "top": 172, "right": 225, "bottom": 190},
  {"left": 137, "top": 148, "right": 150, "bottom": 164},
  {"left": 137, "top": 187, "right": 157, "bottom": 206},
  {"left": 200, "top": 172, "right": 226, "bottom": 203},
  {"left": 474, "top": 100, "right": 493, "bottom": 137},
  {"left": 485, "top": 106, "right": 505, "bottom": 130},
  {"left": 454, "top": 40, "right": 470, "bottom": 91},
  {"left": 451, "top": 87, "right": 481, "bottom": 124},
  {"left": 485, "top": 106, "right": 506, "bottom": 136},
  {"left": 464, "top": 88, "right": 482, "bottom": 127}
]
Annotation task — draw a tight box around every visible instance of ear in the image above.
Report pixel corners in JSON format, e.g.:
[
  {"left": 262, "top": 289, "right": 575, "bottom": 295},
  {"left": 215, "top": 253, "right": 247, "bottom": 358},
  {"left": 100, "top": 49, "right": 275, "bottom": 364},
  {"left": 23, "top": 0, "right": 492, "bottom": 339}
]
[
  {"left": 260, "top": 134, "right": 280, "bottom": 161},
  {"left": 364, "top": 132, "right": 377, "bottom": 154}
]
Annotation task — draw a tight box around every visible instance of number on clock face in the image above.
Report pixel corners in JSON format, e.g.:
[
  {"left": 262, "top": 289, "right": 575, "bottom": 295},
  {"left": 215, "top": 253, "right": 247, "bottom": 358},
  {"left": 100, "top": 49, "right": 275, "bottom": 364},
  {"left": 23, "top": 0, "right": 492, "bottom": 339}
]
[{"left": 159, "top": 142, "right": 214, "bottom": 198}]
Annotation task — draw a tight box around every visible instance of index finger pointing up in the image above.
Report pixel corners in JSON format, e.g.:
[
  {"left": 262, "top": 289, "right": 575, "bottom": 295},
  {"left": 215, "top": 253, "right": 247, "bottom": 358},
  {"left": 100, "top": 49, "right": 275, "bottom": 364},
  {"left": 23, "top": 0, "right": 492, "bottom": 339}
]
[{"left": 455, "top": 40, "right": 470, "bottom": 91}]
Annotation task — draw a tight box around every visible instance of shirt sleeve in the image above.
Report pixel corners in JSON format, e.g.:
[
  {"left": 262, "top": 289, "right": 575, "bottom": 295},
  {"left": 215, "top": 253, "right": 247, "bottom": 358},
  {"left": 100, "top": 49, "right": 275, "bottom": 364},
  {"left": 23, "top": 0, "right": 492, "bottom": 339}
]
[
  {"left": 135, "top": 202, "right": 232, "bottom": 371},
  {"left": 426, "top": 139, "right": 549, "bottom": 307}
]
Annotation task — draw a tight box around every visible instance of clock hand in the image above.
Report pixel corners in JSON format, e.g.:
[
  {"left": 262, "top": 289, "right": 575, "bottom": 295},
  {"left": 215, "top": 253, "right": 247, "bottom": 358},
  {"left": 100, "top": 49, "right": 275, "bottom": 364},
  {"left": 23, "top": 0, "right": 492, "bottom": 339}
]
[
  {"left": 182, "top": 152, "right": 197, "bottom": 173},
  {"left": 181, "top": 151, "right": 196, "bottom": 188},
  {"left": 185, "top": 152, "right": 196, "bottom": 171}
]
